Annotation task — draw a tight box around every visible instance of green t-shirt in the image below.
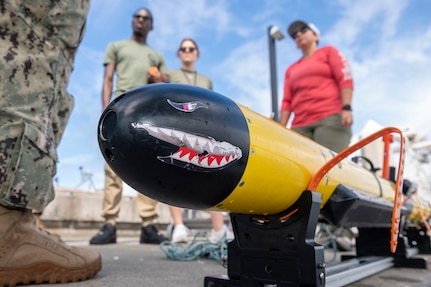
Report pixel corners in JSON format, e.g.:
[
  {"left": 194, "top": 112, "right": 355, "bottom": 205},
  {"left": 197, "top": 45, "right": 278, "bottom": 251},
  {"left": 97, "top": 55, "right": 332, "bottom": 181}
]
[
  {"left": 104, "top": 40, "right": 168, "bottom": 97},
  {"left": 168, "top": 69, "right": 213, "bottom": 90}
]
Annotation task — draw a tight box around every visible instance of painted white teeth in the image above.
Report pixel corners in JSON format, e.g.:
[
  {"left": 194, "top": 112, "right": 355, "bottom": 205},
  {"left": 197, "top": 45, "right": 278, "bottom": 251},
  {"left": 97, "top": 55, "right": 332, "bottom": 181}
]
[{"left": 131, "top": 123, "right": 242, "bottom": 169}]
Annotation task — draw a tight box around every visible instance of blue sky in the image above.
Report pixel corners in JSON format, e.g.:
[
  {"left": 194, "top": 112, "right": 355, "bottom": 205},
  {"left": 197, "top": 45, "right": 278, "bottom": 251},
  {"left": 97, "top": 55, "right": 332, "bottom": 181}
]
[{"left": 57, "top": 0, "right": 431, "bottom": 193}]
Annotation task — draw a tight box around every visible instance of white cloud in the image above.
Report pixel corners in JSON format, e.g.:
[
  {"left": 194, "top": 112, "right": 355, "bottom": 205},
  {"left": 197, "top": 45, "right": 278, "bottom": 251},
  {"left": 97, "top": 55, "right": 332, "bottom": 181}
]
[
  {"left": 147, "top": 0, "right": 231, "bottom": 49},
  {"left": 324, "top": 0, "right": 407, "bottom": 51},
  {"left": 212, "top": 37, "right": 271, "bottom": 114}
]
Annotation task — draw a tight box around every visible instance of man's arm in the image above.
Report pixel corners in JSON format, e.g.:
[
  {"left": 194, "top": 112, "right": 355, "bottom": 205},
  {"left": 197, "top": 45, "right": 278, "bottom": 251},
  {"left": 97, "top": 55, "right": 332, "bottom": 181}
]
[
  {"left": 147, "top": 66, "right": 170, "bottom": 83},
  {"left": 102, "top": 63, "right": 115, "bottom": 110},
  {"left": 148, "top": 54, "right": 170, "bottom": 83}
]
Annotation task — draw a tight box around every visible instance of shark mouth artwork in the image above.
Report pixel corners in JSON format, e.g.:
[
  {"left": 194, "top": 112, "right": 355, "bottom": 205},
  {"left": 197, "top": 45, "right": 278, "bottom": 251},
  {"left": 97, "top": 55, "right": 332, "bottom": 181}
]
[{"left": 131, "top": 122, "right": 243, "bottom": 172}]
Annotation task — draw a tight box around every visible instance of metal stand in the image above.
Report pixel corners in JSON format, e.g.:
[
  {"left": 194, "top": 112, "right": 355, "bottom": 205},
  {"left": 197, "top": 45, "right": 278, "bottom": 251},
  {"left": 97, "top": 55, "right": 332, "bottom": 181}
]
[
  {"left": 205, "top": 190, "right": 325, "bottom": 286},
  {"left": 353, "top": 227, "right": 428, "bottom": 269},
  {"left": 203, "top": 190, "right": 431, "bottom": 287},
  {"left": 405, "top": 227, "right": 431, "bottom": 255}
]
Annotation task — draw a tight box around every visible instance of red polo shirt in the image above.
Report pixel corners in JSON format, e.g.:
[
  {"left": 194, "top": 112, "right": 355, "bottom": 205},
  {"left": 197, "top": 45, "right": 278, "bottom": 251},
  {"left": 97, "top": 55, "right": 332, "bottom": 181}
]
[{"left": 281, "top": 46, "right": 353, "bottom": 128}]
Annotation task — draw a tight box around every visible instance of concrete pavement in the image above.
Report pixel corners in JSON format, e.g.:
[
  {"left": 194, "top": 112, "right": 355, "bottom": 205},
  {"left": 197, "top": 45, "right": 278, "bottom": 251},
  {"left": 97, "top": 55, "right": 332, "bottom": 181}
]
[
  {"left": 27, "top": 229, "right": 226, "bottom": 287},
  {"left": 24, "top": 228, "right": 431, "bottom": 287}
]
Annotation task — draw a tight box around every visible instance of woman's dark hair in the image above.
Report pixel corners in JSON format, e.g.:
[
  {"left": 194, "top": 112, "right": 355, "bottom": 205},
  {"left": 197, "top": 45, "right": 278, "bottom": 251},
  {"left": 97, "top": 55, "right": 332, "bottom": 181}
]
[{"left": 177, "top": 38, "right": 199, "bottom": 57}]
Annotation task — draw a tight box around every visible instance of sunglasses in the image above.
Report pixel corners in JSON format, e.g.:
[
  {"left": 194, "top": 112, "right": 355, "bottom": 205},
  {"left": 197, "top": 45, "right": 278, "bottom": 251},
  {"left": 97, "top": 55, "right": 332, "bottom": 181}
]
[
  {"left": 133, "top": 14, "right": 152, "bottom": 22},
  {"left": 179, "top": 47, "right": 196, "bottom": 53},
  {"left": 291, "top": 26, "right": 309, "bottom": 39}
]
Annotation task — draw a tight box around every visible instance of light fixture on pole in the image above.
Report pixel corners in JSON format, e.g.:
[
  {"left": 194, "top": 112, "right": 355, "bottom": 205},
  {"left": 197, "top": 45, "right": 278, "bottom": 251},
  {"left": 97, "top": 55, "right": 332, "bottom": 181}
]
[{"left": 268, "top": 25, "right": 284, "bottom": 122}]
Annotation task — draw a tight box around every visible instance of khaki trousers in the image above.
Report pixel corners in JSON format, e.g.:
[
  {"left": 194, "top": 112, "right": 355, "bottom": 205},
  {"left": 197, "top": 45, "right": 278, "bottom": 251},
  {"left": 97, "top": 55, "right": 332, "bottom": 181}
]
[
  {"left": 293, "top": 113, "right": 352, "bottom": 153},
  {"left": 101, "top": 164, "right": 159, "bottom": 226}
]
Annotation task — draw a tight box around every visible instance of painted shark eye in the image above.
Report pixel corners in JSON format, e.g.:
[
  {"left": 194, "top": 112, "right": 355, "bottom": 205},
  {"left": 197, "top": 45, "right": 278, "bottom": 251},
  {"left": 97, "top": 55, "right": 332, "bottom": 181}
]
[{"left": 167, "top": 99, "right": 208, "bottom": 112}]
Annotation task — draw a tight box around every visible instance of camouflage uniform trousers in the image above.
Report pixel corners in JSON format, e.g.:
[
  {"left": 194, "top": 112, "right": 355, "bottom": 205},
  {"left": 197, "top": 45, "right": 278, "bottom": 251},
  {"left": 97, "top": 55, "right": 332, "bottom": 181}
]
[{"left": 0, "top": 0, "right": 90, "bottom": 211}]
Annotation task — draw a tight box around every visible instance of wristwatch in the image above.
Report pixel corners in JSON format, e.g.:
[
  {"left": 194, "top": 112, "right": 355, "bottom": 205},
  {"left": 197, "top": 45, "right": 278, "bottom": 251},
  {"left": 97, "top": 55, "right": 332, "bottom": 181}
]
[{"left": 342, "top": 104, "right": 352, "bottom": 111}]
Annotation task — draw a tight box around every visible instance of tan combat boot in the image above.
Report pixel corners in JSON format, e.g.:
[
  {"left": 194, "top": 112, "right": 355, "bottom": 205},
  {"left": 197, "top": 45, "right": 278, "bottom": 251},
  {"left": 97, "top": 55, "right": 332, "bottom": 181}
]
[
  {"left": 33, "top": 212, "right": 61, "bottom": 238},
  {"left": 0, "top": 205, "right": 102, "bottom": 287}
]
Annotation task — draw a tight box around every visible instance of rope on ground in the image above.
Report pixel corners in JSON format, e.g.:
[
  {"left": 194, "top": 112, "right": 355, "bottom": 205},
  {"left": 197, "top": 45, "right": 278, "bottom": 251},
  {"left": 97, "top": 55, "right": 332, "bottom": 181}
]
[
  {"left": 315, "top": 223, "right": 339, "bottom": 262},
  {"left": 160, "top": 231, "right": 228, "bottom": 266}
]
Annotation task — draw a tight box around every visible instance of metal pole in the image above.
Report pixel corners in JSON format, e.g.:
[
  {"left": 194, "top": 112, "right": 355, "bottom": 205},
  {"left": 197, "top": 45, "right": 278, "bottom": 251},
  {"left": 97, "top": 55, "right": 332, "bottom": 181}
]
[{"left": 268, "top": 25, "right": 279, "bottom": 122}]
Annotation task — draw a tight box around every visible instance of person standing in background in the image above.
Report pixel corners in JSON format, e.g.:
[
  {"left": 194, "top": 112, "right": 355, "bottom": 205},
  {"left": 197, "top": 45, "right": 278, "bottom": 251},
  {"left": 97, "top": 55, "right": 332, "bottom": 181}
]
[
  {"left": 279, "top": 20, "right": 353, "bottom": 153},
  {"left": 280, "top": 20, "right": 355, "bottom": 250},
  {"left": 168, "top": 38, "right": 233, "bottom": 244},
  {"left": 89, "top": 7, "right": 169, "bottom": 245},
  {"left": 0, "top": 1, "right": 101, "bottom": 285},
  {"left": 169, "top": 39, "right": 213, "bottom": 89}
]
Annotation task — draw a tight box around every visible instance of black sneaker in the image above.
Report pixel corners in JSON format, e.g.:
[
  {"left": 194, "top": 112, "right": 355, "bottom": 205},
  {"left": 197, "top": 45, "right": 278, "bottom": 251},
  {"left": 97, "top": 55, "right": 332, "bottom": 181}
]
[
  {"left": 140, "top": 224, "right": 168, "bottom": 244},
  {"left": 89, "top": 223, "right": 117, "bottom": 245}
]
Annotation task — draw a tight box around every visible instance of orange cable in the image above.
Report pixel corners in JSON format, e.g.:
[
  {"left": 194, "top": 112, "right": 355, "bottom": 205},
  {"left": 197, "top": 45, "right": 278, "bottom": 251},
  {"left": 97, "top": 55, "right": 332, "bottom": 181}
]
[
  {"left": 279, "top": 208, "right": 299, "bottom": 222},
  {"left": 306, "top": 127, "right": 405, "bottom": 253},
  {"left": 382, "top": 134, "right": 394, "bottom": 179}
]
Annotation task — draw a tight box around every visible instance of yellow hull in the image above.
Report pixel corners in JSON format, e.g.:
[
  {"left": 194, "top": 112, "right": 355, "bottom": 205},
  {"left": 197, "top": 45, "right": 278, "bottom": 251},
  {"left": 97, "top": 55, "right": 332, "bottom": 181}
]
[{"left": 215, "top": 104, "right": 431, "bottom": 222}]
